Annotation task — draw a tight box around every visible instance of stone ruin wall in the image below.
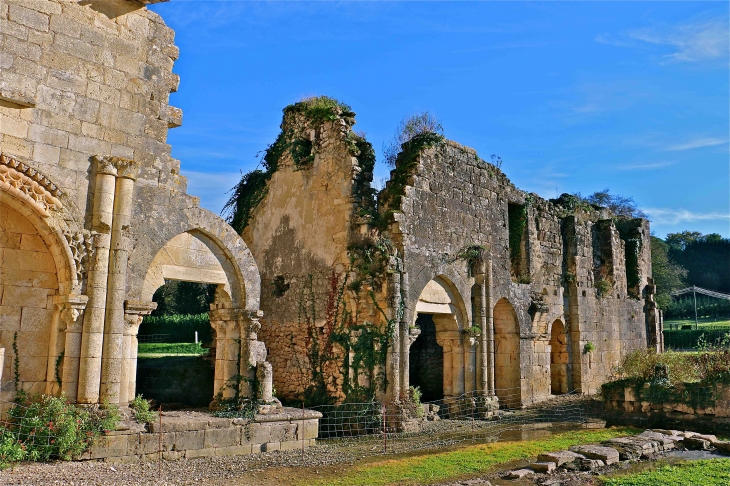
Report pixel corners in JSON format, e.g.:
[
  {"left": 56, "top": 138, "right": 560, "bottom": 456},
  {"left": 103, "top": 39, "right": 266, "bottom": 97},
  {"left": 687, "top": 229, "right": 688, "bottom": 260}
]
[
  {"left": 392, "top": 141, "right": 652, "bottom": 400},
  {"left": 246, "top": 108, "right": 656, "bottom": 405},
  {"left": 0, "top": 0, "right": 266, "bottom": 411},
  {"left": 243, "top": 112, "right": 391, "bottom": 403}
]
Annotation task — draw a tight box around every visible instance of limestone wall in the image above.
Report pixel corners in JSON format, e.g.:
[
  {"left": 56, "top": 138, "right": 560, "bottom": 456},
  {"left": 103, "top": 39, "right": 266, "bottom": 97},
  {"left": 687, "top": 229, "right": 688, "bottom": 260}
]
[{"left": 0, "top": 0, "right": 265, "bottom": 409}]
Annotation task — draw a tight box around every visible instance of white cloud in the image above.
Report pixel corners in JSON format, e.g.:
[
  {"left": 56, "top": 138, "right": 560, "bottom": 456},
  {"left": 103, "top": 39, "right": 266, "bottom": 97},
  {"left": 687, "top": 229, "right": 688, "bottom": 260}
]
[
  {"left": 598, "top": 17, "right": 729, "bottom": 63},
  {"left": 616, "top": 161, "right": 676, "bottom": 170},
  {"left": 181, "top": 171, "right": 241, "bottom": 215},
  {"left": 667, "top": 137, "right": 728, "bottom": 151},
  {"left": 644, "top": 208, "right": 730, "bottom": 225}
]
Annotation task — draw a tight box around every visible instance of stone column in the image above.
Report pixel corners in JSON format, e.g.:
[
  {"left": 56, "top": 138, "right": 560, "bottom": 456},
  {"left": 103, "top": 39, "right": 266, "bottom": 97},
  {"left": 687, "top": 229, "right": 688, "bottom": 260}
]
[
  {"left": 101, "top": 159, "right": 140, "bottom": 403},
  {"left": 53, "top": 295, "right": 88, "bottom": 401},
  {"left": 209, "top": 307, "right": 246, "bottom": 401},
  {"left": 485, "top": 254, "right": 495, "bottom": 396},
  {"left": 474, "top": 249, "right": 490, "bottom": 395},
  {"left": 387, "top": 257, "right": 402, "bottom": 401},
  {"left": 77, "top": 157, "right": 117, "bottom": 404},
  {"left": 452, "top": 338, "right": 464, "bottom": 397},
  {"left": 120, "top": 301, "right": 157, "bottom": 404}
]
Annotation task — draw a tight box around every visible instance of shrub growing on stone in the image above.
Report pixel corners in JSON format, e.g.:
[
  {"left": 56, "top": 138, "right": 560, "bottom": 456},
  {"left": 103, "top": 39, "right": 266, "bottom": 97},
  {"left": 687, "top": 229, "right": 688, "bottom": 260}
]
[
  {"left": 383, "top": 111, "right": 443, "bottom": 168},
  {"left": 130, "top": 395, "right": 157, "bottom": 424},
  {"left": 3, "top": 394, "right": 119, "bottom": 463}
]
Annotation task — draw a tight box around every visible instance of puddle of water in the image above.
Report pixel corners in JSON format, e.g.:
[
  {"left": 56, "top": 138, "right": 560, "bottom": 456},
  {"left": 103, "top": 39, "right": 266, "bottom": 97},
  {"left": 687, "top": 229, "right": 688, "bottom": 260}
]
[{"left": 664, "top": 449, "right": 729, "bottom": 460}]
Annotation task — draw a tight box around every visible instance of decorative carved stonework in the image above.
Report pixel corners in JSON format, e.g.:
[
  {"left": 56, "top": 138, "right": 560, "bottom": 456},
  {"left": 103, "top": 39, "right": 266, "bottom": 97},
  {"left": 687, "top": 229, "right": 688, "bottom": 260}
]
[
  {"left": 63, "top": 230, "right": 95, "bottom": 284},
  {"left": 0, "top": 154, "right": 63, "bottom": 213},
  {"left": 123, "top": 300, "right": 157, "bottom": 336},
  {"left": 54, "top": 294, "right": 89, "bottom": 333},
  {"left": 92, "top": 156, "right": 140, "bottom": 180}
]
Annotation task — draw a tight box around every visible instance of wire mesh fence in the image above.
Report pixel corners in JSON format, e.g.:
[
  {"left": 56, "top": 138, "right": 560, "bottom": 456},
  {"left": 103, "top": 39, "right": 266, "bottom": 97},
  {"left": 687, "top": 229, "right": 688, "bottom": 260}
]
[
  {"left": 137, "top": 334, "right": 172, "bottom": 344},
  {"left": 309, "top": 388, "right": 598, "bottom": 456},
  {"left": 662, "top": 329, "right": 730, "bottom": 351}
]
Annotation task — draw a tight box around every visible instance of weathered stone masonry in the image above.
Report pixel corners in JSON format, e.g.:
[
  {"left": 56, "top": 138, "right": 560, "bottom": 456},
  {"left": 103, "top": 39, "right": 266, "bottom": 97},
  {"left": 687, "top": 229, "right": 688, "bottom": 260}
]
[
  {"left": 0, "top": 0, "right": 275, "bottom": 413},
  {"left": 243, "top": 105, "right": 660, "bottom": 409}
]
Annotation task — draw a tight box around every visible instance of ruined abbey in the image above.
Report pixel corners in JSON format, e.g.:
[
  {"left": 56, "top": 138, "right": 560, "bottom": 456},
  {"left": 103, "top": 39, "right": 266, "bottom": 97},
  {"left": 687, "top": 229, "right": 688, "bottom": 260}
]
[{"left": 0, "top": 0, "right": 661, "bottom": 420}]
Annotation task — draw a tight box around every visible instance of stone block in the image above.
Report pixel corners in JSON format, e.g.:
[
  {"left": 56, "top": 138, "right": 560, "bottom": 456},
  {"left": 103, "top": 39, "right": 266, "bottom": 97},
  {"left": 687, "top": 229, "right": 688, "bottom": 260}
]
[
  {"left": 203, "top": 427, "right": 240, "bottom": 448},
  {"left": 214, "top": 444, "right": 253, "bottom": 457},
  {"left": 172, "top": 430, "right": 205, "bottom": 451},
  {"left": 529, "top": 461, "right": 555, "bottom": 473},
  {"left": 504, "top": 469, "right": 534, "bottom": 479},
  {"left": 683, "top": 437, "right": 712, "bottom": 450},
  {"left": 88, "top": 434, "right": 130, "bottom": 459},
  {"left": 184, "top": 447, "right": 216, "bottom": 459},
  {"left": 8, "top": 5, "right": 49, "bottom": 32},
  {"left": 263, "top": 442, "right": 280, "bottom": 452},
  {"left": 569, "top": 445, "right": 619, "bottom": 465},
  {"left": 537, "top": 450, "right": 584, "bottom": 466}
]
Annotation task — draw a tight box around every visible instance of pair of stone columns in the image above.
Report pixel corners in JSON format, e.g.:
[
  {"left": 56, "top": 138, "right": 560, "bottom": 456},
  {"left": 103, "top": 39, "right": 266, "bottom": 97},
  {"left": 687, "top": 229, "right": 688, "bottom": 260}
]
[
  {"left": 210, "top": 307, "right": 274, "bottom": 405},
  {"left": 76, "top": 156, "right": 140, "bottom": 405}
]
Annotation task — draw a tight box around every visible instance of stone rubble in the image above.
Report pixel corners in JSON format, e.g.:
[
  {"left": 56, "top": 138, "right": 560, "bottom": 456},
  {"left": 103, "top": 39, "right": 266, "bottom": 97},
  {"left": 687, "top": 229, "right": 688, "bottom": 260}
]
[{"left": 502, "top": 428, "right": 730, "bottom": 481}]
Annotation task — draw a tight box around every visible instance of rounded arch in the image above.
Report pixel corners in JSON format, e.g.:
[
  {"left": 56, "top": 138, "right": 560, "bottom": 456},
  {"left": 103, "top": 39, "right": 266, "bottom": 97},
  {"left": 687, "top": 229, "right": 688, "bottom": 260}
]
[
  {"left": 493, "top": 297, "right": 521, "bottom": 408},
  {"left": 0, "top": 162, "right": 79, "bottom": 295},
  {"left": 549, "top": 319, "right": 569, "bottom": 394}
]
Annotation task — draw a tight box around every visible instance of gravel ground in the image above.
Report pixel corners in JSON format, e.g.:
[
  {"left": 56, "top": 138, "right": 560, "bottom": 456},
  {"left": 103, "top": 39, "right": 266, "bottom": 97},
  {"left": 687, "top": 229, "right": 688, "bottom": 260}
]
[{"left": 0, "top": 443, "right": 360, "bottom": 486}]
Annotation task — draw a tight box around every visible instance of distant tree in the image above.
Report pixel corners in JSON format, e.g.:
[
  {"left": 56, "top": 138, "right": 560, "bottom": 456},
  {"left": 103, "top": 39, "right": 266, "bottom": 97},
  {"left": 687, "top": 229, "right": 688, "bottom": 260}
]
[
  {"left": 665, "top": 231, "right": 703, "bottom": 252},
  {"left": 650, "top": 235, "right": 687, "bottom": 309},
  {"left": 575, "top": 188, "right": 647, "bottom": 219},
  {"left": 151, "top": 281, "right": 216, "bottom": 316},
  {"left": 383, "top": 111, "right": 443, "bottom": 167},
  {"left": 667, "top": 232, "right": 730, "bottom": 293}
]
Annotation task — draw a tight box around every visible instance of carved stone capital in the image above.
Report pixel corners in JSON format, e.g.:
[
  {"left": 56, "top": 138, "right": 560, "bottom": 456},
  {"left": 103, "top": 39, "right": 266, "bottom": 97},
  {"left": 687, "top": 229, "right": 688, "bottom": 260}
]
[
  {"left": 93, "top": 156, "right": 140, "bottom": 180},
  {"left": 406, "top": 326, "right": 421, "bottom": 346},
  {"left": 124, "top": 300, "right": 158, "bottom": 316},
  {"left": 54, "top": 294, "right": 88, "bottom": 332},
  {"left": 123, "top": 300, "right": 157, "bottom": 336}
]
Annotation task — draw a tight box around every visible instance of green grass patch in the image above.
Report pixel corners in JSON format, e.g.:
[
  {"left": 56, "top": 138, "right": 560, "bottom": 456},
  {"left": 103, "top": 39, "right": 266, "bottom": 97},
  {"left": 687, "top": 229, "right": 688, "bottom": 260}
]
[
  {"left": 601, "top": 459, "right": 730, "bottom": 486},
  {"left": 664, "top": 317, "right": 730, "bottom": 330},
  {"left": 306, "top": 427, "right": 639, "bottom": 486},
  {"left": 137, "top": 342, "right": 208, "bottom": 356}
]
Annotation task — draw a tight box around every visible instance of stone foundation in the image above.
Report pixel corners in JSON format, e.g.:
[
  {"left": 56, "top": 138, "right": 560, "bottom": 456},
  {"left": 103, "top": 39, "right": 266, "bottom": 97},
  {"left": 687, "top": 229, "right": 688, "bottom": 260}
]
[
  {"left": 86, "top": 408, "right": 321, "bottom": 462},
  {"left": 602, "top": 382, "right": 730, "bottom": 432}
]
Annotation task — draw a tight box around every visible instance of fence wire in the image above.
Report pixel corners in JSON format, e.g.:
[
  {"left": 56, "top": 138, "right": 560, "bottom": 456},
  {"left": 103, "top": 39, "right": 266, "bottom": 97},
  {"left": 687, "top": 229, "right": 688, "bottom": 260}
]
[{"left": 310, "top": 388, "right": 597, "bottom": 456}]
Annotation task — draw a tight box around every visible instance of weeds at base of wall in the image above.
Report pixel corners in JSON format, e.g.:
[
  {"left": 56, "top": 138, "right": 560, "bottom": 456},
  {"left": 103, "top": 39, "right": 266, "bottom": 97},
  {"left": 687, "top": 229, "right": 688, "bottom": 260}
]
[
  {"left": 130, "top": 395, "right": 157, "bottom": 424},
  {"left": 0, "top": 394, "right": 120, "bottom": 469}
]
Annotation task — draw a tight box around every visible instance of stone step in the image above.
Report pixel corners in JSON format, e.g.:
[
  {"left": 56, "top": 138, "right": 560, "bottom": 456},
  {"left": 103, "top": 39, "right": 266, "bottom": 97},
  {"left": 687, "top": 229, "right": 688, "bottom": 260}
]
[
  {"left": 537, "top": 450, "right": 585, "bottom": 466},
  {"left": 569, "top": 444, "right": 620, "bottom": 465}
]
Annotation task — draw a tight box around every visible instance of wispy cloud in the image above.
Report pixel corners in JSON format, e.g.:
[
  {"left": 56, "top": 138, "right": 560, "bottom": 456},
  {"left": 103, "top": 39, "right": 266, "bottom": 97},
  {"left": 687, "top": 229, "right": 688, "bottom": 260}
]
[
  {"left": 667, "top": 137, "right": 728, "bottom": 151},
  {"left": 616, "top": 161, "right": 676, "bottom": 171},
  {"left": 596, "top": 16, "right": 729, "bottom": 64},
  {"left": 644, "top": 208, "right": 730, "bottom": 225}
]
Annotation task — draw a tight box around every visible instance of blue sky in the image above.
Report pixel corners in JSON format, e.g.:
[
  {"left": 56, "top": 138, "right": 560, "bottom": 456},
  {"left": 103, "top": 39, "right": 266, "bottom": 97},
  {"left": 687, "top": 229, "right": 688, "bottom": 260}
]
[{"left": 149, "top": 1, "right": 729, "bottom": 238}]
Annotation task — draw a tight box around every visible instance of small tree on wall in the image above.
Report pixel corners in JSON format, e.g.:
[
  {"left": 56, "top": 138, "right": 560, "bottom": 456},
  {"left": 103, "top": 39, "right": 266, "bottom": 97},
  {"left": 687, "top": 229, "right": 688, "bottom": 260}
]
[{"left": 383, "top": 111, "right": 444, "bottom": 167}]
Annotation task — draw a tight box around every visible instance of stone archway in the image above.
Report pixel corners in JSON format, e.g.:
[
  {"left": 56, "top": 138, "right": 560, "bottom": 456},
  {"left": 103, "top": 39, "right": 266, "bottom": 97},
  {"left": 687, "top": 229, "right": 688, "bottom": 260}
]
[
  {"left": 493, "top": 298, "right": 521, "bottom": 408},
  {"left": 409, "top": 276, "right": 474, "bottom": 400},
  {"left": 0, "top": 157, "right": 83, "bottom": 408},
  {"left": 550, "top": 320, "right": 569, "bottom": 394}
]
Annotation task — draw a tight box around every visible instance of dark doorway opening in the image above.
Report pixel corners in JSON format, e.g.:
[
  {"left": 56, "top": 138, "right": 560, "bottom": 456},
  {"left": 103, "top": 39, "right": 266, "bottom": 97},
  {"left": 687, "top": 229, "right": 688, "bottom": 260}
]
[
  {"left": 409, "top": 314, "right": 444, "bottom": 402},
  {"left": 135, "top": 281, "right": 215, "bottom": 408}
]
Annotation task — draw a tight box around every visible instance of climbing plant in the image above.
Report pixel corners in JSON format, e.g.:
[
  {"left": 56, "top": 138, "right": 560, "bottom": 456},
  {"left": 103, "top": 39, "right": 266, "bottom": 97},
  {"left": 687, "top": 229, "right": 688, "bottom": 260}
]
[{"left": 224, "top": 96, "right": 360, "bottom": 233}]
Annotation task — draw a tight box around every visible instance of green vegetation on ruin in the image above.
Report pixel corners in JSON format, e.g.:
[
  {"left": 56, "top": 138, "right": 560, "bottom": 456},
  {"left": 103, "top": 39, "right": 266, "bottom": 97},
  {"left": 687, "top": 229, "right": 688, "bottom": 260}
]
[
  {"left": 304, "top": 427, "right": 639, "bottom": 486},
  {"left": 225, "top": 96, "right": 373, "bottom": 233},
  {"left": 600, "top": 459, "right": 730, "bottom": 486}
]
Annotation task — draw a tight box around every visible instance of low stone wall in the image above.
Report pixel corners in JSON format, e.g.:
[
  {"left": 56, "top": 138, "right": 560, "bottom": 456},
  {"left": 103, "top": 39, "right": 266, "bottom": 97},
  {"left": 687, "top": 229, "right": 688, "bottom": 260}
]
[
  {"left": 87, "top": 408, "right": 321, "bottom": 462},
  {"left": 602, "top": 381, "right": 730, "bottom": 432}
]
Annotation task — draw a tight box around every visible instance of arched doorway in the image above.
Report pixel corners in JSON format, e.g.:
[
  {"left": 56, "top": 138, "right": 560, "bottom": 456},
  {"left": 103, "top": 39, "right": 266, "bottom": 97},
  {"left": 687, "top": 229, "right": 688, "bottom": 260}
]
[
  {"left": 550, "top": 320, "right": 569, "bottom": 395},
  {"left": 128, "top": 228, "right": 259, "bottom": 407},
  {"left": 409, "top": 276, "right": 473, "bottom": 400},
  {"left": 493, "top": 298, "right": 521, "bottom": 408},
  {"left": 409, "top": 314, "right": 443, "bottom": 401}
]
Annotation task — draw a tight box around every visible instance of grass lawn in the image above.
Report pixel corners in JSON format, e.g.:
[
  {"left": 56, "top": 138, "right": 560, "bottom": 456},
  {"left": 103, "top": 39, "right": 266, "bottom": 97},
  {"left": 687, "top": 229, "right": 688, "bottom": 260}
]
[
  {"left": 600, "top": 459, "right": 730, "bottom": 486},
  {"left": 137, "top": 342, "right": 208, "bottom": 356},
  {"left": 305, "top": 427, "right": 640, "bottom": 486},
  {"left": 664, "top": 317, "right": 730, "bottom": 330}
]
